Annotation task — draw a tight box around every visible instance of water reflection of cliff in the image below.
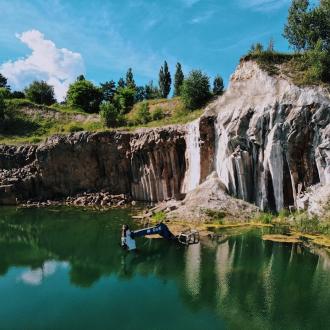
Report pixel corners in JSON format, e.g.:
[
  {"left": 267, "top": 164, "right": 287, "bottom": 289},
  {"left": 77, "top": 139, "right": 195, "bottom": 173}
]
[{"left": 1, "top": 207, "right": 330, "bottom": 328}]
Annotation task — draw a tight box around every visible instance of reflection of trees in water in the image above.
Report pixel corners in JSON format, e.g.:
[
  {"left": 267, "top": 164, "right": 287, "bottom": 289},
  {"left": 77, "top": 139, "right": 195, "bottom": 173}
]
[{"left": 1, "top": 208, "right": 330, "bottom": 328}]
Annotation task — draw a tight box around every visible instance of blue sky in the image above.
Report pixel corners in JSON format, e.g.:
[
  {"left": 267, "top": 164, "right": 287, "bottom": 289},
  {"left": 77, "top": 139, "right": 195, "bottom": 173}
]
[{"left": 0, "top": 0, "right": 295, "bottom": 100}]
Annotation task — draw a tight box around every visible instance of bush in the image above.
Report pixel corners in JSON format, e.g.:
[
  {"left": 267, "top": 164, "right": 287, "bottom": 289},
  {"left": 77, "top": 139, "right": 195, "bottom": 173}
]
[
  {"left": 66, "top": 80, "right": 103, "bottom": 113},
  {"left": 299, "top": 40, "right": 330, "bottom": 83},
  {"left": 0, "top": 95, "right": 5, "bottom": 122},
  {"left": 113, "top": 87, "right": 135, "bottom": 114},
  {"left": 0, "top": 87, "right": 11, "bottom": 99},
  {"left": 181, "top": 70, "right": 211, "bottom": 110},
  {"left": 136, "top": 102, "right": 151, "bottom": 124},
  {"left": 100, "top": 102, "right": 122, "bottom": 128},
  {"left": 67, "top": 124, "right": 84, "bottom": 133},
  {"left": 152, "top": 211, "right": 166, "bottom": 223},
  {"left": 10, "top": 91, "right": 25, "bottom": 99},
  {"left": 152, "top": 107, "right": 165, "bottom": 121},
  {"left": 24, "top": 80, "right": 56, "bottom": 105}
]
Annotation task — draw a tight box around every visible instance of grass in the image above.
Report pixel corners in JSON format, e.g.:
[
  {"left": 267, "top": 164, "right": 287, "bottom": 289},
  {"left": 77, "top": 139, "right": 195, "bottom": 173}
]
[
  {"left": 242, "top": 50, "right": 330, "bottom": 88},
  {"left": 203, "top": 208, "right": 226, "bottom": 225},
  {"left": 0, "top": 97, "right": 205, "bottom": 144},
  {"left": 241, "top": 50, "right": 296, "bottom": 76}
]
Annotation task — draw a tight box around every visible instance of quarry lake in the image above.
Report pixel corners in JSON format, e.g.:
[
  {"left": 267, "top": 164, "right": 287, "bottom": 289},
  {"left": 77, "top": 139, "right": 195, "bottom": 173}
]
[{"left": 0, "top": 207, "right": 329, "bottom": 330}]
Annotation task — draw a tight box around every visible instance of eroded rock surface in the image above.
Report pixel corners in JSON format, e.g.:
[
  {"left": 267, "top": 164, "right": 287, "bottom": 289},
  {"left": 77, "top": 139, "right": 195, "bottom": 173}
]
[
  {"left": 0, "top": 60, "right": 329, "bottom": 215},
  {"left": 207, "top": 61, "right": 330, "bottom": 212}
]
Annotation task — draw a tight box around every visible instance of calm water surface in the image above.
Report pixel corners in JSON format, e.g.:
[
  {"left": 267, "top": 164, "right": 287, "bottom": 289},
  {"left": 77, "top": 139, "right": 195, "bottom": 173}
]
[{"left": 0, "top": 207, "right": 329, "bottom": 330}]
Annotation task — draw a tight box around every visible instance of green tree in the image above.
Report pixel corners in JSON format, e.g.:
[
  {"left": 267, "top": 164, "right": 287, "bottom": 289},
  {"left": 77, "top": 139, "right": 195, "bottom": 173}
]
[
  {"left": 283, "top": 0, "right": 310, "bottom": 51},
  {"left": 76, "top": 74, "right": 86, "bottom": 81},
  {"left": 145, "top": 81, "right": 160, "bottom": 100},
  {"left": 100, "top": 102, "right": 122, "bottom": 127},
  {"left": 213, "top": 75, "right": 224, "bottom": 95},
  {"left": 24, "top": 80, "right": 56, "bottom": 105},
  {"left": 66, "top": 80, "right": 103, "bottom": 113},
  {"left": 136, "top": 101, "right": 151, "bottom": 124},
  {"left": 11, "top": 91, "right": 25, "bottom": 99},
  {"left": 159, "top": 61, "right": 171, "bottom": 98},
  {"left": 117, "top": 77, "right": 126, "bottom": 89},
  {"left": 0, "top": 87, "right": 11, "bottom": 99},
  {"left": 113, "top": 87, "right": 135, "bottom": 114},
  {"left": 152, "top": 107, "right": 165, "bottom": 121},
  {"left": 181, "top": 70, "right": 211, "bottom": 110},
  {"left": 0, "top": 73, "right": 8, "bottom": 88},
  {"left": 0, "top": 95, "right": 5, "bottom": 122},
  {"left": 135, "top": 86, "right": 146, "bottom": 102},
  {"left": 125, "top": 68, "right": 136, "bottom": 89},
  {"left": 174, "top": 62, "right": 184, "bottom": 96},
  {"left": 302, "top": 40, "right": 330, "bottom": 82},
  {"left": 100, "top": 80, "right": 116, "bottom": 102}
]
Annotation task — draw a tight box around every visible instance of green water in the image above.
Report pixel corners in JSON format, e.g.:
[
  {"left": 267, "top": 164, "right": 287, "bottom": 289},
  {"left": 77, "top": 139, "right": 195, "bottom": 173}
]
[{"left": 0, "top": 207, "right": 329, "bottom": 330}]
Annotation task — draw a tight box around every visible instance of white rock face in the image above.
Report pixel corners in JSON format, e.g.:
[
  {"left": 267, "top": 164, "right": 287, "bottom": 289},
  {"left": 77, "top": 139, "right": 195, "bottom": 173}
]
[
  {"left": 182, "top": 119, "right": 201, "bottom": 193},
  {"left": 208, "top": 61, "right": 330, "bottom": 212}
]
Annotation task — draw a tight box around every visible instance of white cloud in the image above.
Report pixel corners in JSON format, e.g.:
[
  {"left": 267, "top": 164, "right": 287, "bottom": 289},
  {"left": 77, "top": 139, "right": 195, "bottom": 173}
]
[
  {"left": 0, "top": 30, "right": 84, "bottom": 101},
  {"left": 239, "top": 0, "right": 289, "bottom": 12}
]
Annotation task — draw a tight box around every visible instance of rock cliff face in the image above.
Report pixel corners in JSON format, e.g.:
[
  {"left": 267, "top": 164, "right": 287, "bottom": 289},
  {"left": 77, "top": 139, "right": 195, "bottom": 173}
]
[
  {"left": 208, "top": 61, "right": 330, "bottom": 211},
  {"left": 0, "top": 60, "right": 329, "bottom": 213}
]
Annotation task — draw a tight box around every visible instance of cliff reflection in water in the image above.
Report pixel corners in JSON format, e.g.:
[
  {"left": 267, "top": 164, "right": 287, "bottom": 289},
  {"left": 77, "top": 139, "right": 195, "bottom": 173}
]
[{"left": 0, "top": 207, "right": 330, "bottom": 329}]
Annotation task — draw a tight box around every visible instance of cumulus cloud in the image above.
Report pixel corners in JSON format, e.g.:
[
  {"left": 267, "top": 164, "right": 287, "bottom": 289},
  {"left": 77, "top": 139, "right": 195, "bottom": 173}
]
[{"left": 0, "top": 30, "right": 84, "bottom": 101}]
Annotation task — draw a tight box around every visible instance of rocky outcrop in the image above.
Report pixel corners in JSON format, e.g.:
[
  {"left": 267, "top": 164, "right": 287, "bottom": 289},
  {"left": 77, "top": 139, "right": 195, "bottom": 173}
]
[
  {"left": 0, "top": 127, "right": 189, "bottom": 204},
  {"left": 207, "top": 61, "right": 330, "bottom": 212},
  {"left": 0, "top": 60, "right": 329, "bottom": 214}
]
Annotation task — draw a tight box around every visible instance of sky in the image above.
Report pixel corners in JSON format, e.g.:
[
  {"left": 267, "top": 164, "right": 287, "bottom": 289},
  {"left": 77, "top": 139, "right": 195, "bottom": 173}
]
[{"left": 0, "top": 0, "right": 296, "bottom": 101}]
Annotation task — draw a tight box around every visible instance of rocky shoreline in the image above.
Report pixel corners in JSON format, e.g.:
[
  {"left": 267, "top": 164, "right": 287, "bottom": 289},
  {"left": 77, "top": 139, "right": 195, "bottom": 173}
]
[{"left": 20, "top": 191, "right": 133, "bottom": 208}]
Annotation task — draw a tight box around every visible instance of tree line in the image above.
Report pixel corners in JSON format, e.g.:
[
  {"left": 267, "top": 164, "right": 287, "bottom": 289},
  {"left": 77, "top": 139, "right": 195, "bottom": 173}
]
[{"left": 0, "top": 61, "right": 224, "bottom": 128}]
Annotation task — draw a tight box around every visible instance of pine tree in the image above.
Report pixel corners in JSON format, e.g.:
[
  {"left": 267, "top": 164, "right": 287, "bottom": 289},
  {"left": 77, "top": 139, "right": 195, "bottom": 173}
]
[
  {"left": 159, "top": 61, "right": 171, "bottom": 98},
  {"left": 125, "top": 68, "right": 136, "bottom": 89},
  {"left": 100, "top": 80, "right": 116, "bottom": 102},
  {"left": 117, "top": 77, "right": 126, "bottom": 89},
  {"left": 213, "top": 75, "right": 224, "bottom": 96},
  {"left": 174, "top": 63, "right": 184, "bottom": 97}
]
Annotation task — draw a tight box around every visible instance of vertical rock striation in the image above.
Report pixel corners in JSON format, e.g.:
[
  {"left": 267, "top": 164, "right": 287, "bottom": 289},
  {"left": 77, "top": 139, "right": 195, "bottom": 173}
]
[
  {"left": 0, "top": 60, "right": 329, "bottom": 212},
  {"left": 208, "top": 61, "right": 330, "bottom": 211}
]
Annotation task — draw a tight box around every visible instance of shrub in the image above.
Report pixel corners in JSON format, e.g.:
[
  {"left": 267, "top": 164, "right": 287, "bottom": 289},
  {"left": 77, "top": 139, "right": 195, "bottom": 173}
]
[
  {"left": 100, "top": 102, "right": 122, "bottom": 128},
  {"left": 10, "top": 91, "right": 25, "bottom": 99},
  {"left": 152, "top": 107, "right": 165, "bottom": 121},
  {"left": 213, "top": 75, "right": 224, "bottom": 95},
  {"left": 135, "top": 102, "right": 151, "bottom": 124},
  {"left": 67, "top": 124, "right": 84, "bottom": 133},
  {"left": 113, "top": 87, "right": 135, "bottom": 114},
  {"left": 152, "top": 211, "right": 166, "bottom": 223},
  {"left": 0, "top": 95, "right": 5, "bottom": 122},
  {"left": 24, "top": 81, "right": 56, "bottom": 105},
  {"left": 0, "top": 87, "right": 11, "bottom": 99},
  {"left": 66, "top": 80, "right": 103, "bottom": 113},
  {"left": 256, "top": 212, "right": 274, "bottom": 224},
  {"left": 181, "top": 70, "right": 211, "bottom": 110},
  {"left": 299, "top": 40, "right": 330, "bottom": 83}
]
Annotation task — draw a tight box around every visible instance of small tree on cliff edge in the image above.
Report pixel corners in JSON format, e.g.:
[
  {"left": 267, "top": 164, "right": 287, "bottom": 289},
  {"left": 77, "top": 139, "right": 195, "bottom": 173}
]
[
  {"left": 213, "top": 75, "right": 224, "bottom": 96},
  {"left": 159, "top": 61, "right": 171, "bottom": 98},
  {"left": 174, "top": 62, "right": 184, "bottom": 97},
  {"left": 181, "top": 70, "right": 211, "bottom": 110}
]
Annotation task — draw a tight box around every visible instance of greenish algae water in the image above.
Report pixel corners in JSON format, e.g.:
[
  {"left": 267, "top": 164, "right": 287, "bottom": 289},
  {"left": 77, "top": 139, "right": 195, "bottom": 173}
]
[{"left": 0, "top": 207, "right": 329, "bottom": 330}]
